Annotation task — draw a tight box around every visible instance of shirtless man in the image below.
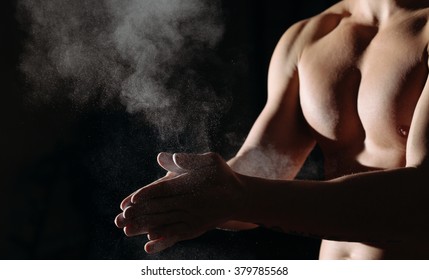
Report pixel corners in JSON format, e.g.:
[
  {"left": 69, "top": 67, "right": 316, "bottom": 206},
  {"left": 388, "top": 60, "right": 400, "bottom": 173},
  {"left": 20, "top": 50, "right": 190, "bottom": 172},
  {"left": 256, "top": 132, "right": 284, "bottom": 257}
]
[{"left": 115, "top": 0, "right": 429, "bottom": 259}]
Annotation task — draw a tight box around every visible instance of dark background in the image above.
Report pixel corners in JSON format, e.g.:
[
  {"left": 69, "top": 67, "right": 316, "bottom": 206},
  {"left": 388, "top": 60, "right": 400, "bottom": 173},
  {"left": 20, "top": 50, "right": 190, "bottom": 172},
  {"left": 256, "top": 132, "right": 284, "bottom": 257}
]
[{"left": 1, "top": 0, "right": 339, "bottom": 259}]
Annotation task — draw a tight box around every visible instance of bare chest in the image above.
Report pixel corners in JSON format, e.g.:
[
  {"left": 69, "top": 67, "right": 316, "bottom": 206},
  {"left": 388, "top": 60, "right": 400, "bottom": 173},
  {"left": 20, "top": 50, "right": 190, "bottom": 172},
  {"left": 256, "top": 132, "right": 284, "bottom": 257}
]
[{"left": 298, "top": 17, "right": 428, "bottom": 164}]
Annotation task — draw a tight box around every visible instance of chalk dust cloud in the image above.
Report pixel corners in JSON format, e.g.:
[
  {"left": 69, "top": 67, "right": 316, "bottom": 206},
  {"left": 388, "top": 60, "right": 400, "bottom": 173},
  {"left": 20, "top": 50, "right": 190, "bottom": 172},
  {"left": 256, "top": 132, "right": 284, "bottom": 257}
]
[{"left": 18, "top": 0, "right": 228, "bottom": 149}]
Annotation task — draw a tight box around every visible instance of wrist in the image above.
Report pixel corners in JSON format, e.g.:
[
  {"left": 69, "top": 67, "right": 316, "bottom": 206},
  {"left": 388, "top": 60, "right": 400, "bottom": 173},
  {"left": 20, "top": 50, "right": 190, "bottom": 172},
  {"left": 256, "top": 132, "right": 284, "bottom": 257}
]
[
  {"left": 230, "top": 174, "right": 294, "bottom": 226},
  {"left": 231, "top": 172, "right": 258, "bottom": 222}
]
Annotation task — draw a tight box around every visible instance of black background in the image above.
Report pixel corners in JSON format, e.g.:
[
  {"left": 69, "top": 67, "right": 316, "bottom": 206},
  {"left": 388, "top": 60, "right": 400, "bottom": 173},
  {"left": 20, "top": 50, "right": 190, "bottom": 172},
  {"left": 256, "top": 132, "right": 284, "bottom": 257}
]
[{"left": 1, "top": 0, "right": 339, "bottom": 259}]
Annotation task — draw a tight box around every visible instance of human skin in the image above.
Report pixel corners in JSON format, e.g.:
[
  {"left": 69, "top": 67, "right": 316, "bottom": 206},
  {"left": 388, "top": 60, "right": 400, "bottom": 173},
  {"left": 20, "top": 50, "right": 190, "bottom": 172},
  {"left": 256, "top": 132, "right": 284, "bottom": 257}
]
[{"left": 115, "top": 0, "right": 429, "bottom": 259}]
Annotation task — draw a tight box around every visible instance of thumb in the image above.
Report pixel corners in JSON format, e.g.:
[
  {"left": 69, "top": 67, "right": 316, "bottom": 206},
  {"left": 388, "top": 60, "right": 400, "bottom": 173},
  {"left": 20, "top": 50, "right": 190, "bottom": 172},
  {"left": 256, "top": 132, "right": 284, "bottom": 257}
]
[{"left": 172, "top": 152, "right": 220, "bottom": 171}]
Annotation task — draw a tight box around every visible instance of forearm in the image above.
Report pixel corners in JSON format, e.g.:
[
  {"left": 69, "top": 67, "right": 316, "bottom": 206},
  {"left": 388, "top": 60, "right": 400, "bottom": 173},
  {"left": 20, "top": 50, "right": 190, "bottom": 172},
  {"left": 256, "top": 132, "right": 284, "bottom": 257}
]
[
  {"left": 227, "top": 146, "right": 307, "bottom": 180},
  {"left": 235, "top": 167, "right": 429, "bottom": 242},
  {"left": 218, "top": 155, "right": 263, "bottom": 231},
  {"left": 222, "top": 148, "right": 307, "bottom": 230}
]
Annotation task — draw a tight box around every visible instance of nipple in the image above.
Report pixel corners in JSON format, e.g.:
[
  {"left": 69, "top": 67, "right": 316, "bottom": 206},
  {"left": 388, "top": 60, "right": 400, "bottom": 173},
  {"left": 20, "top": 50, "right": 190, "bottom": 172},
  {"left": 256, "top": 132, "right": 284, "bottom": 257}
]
[{"left": 397, "top": 125, "right": 410, "bottom": 138}]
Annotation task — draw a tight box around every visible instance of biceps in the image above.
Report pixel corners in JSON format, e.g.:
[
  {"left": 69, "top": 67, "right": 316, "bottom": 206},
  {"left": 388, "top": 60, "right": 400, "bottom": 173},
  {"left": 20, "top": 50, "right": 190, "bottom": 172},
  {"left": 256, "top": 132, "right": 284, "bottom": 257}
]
[
  {"left": 406, "top": 81, "right": 429, "bottom": 168},
  {"left": 238, "top": 82, "right": 315, "bottom": 161},
  {"left": 233, "top": 94, "right": 315, "bottom": 179}
]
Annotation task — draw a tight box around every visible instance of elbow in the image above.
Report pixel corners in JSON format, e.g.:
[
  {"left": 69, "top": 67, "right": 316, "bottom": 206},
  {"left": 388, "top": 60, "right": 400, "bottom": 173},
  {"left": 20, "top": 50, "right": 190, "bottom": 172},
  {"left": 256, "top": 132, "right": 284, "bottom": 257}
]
[
  {"left": 405, "top": 146, "right": 429, "bottom": 173},
  {"left": 405, "top": 154, "right": 429, "bottom": 181}
]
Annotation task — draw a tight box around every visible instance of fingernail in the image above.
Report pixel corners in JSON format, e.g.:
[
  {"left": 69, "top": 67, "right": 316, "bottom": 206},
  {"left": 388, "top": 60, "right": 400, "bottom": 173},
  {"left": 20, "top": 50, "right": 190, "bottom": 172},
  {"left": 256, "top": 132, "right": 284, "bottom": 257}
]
[
  {"left": 148, "top": 232, "right": 160, "bottom": 240},
  {"left": 147, "top": 234, "right": 155, "bottom": 240},
  {"left": 130, "top": 194, "right": 138, "bottom": 204},
  {"left": 172, "top": 153, "right": 184, "bottom": 168},
  {"left": 144, "top": 242, "right": 155, "bottom": 254},
  {"left": 158, "top": 152, "right": 172, "bottom": 161},
  {"left": 123, "top": 206, "right": 132, "bottom": 219}
]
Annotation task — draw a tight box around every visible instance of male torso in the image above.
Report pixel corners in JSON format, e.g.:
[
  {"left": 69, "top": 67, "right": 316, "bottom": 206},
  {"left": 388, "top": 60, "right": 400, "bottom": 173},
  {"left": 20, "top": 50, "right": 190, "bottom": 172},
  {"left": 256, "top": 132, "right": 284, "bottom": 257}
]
[{"left": 297, "top": 1, "right": 429, "bottom": 259}]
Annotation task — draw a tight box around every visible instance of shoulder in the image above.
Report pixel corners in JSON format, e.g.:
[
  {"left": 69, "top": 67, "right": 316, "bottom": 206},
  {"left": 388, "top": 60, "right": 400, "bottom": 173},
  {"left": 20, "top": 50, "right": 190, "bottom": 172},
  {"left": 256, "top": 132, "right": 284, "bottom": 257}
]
[
  {"left": 275, "top": 2, "right": 350, "bottom": 63},
  {"left": 416, "top": 9, "right": 429, "bottom": 51}
]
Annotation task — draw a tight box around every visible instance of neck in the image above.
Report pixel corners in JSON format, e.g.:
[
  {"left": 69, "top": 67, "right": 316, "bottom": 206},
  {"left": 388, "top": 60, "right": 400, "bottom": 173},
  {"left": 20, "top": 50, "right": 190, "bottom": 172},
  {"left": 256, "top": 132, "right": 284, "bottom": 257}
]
[{"left": 348, "top": 0, "right": 429, "bottom": 24}]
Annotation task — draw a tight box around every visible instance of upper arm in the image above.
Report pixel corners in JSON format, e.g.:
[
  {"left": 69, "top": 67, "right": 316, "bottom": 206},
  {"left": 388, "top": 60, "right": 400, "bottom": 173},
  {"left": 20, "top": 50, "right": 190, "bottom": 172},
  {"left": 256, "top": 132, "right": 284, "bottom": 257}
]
[
  {"left": 406, "top": 68, "right": 429, "bottom": 170},
  {"left": 232, "top": 20, "right": 316, "bottom": 179}
]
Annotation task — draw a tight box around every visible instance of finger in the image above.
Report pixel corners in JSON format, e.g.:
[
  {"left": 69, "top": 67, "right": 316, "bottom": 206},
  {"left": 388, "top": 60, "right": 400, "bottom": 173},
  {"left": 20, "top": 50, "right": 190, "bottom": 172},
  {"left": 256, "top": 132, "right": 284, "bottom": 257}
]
[
  {"left": 125, "top": 195, "right": 191, "bottom": 217},
  {"left": 131, "top": 173, "right": 193, "bottom": 203},
  {"left": 123, "top": 223, "right": 148, "bottom": 237},
  {"left": 144, "top": 222, "right": 205, "bottom": 254},
  {"left": 116, "top": 204, "right": 143, "bottom": 228},
  {"left": 173, "top": 152, "right": 220, "bottom": 171},
  {"left": 147, "top": 233, "right": 156, "bottom": 241},
  {"left": 148, "top": 223, "right": 190, "bottom": 240},
  {"left": 144, "top": 237, "right": 180, "bottom": 254},
  {"left": 114, "top": 212, "right": 127, "bottom": 228},
  {"left": 157, "top": 152, "right": 186, "bottom": 174},
  {"left": 123, "top": 212, "right": 187, "bottom": 236},
  {"left": 120, "top": 190, "right": 139, "bottom": 211},
  {"left": 120, "top": 172, "right": 177, "bottom": 210}
]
